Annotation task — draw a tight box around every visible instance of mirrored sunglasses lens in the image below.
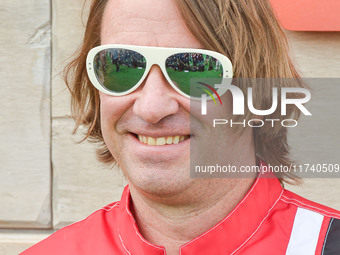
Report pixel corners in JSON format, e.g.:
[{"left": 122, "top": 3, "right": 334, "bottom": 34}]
[
  {"left": 165, "top": 53, "right": 223, "bottom": 98},
  {"left": 94, "top": 49, "right": 146, "bottom": 93}
]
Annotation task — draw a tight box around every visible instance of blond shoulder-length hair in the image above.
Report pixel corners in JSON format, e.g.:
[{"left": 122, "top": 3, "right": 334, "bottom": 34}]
[{"left": 64, "top": 0, "right": 303, "bottom": 185}]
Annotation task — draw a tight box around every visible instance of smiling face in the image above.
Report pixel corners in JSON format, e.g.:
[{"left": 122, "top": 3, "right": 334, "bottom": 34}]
[{"left": 99, "top": 0, "right": 256, "bottom": 199}]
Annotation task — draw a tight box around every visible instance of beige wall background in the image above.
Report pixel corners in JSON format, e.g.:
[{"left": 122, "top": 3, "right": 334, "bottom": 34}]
[{"left": 0, "top": 1, "right": 339, "bottom": 254}]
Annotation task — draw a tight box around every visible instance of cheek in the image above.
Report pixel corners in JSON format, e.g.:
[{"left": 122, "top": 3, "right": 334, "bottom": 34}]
[
  {"left": 99, "top": 94, "right": 123, "bottom": 135},
  {"left": 100, "top": 93, "right": 122, "bottom": 119},
  {"left": 99, "top": 94, "right": 127, "bottom": 158},
  {"left": 99, "top": 92, "right": 135, "bottom": 131},
  {"left": 100, "top": 94, "right": 115, "bottom": 130}
]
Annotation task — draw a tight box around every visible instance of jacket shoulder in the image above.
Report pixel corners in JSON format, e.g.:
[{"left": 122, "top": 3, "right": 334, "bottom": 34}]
[
  {"left": 282, "top": 189, "right": 340, "bottom": 219},
  {"left": 282, "top": 189, "right": 340, "bottom": 254},
  {"left": 20, "top": 202, "right": 121, "bottom": 255}
]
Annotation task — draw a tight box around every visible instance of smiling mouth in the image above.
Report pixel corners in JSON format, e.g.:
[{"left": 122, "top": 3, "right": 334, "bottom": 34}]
[{"left": 137, "top": 135, "right": 190, "bottom": 146}]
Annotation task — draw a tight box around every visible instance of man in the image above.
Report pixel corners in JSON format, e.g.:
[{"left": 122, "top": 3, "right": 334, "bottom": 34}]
[
  {"left": 22, "top": 0, "right": 340, "bottom": 254},
  {"left": 109, "top": 48, "right": 120, "bottom": 72}
]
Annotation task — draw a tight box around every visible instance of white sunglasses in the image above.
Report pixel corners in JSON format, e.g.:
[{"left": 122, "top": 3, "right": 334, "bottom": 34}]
[{"left": 86, "top": 44, "right": 233, "bottom": 99}]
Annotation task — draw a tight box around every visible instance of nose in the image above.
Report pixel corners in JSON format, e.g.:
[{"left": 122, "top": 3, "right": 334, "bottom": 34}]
[{"left": 133, "top": 65, "right": 180, "bottom": 124}]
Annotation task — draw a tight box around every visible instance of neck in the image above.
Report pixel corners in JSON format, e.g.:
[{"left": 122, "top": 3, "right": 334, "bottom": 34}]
[{"left": 129, "top": 177, "right": 256, "bottom": 255}]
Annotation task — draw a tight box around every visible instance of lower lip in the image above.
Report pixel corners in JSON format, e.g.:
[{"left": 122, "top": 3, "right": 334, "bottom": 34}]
[{"left": 126, "top": 133, "right": 190, "bottom": 159}]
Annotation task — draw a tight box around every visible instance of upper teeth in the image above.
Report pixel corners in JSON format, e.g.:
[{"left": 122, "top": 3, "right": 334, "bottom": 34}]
[{"left": 137, "top": 135, "right": 187, "bottom": 145}]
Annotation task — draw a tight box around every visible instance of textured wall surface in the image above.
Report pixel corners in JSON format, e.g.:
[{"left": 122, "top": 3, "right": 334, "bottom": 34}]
[
  {"left": 50, "top": 0, "right": 126, "bottom": 231},
  {"left": 0, "top": 1, "right": 339, "bottom": 254},
  {"left": 0, "top": 1, "right": 51, "bottom": 229}
]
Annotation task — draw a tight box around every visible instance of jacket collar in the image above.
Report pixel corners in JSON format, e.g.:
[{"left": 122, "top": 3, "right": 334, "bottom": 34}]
[{"left": 117, "top": 162, "right": 283, "bottom": 255}]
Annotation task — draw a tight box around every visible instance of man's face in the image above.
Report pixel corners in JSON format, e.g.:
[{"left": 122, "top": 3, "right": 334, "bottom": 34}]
[{"left": 100, "top": 0, "right": 255, "bottom": 199}]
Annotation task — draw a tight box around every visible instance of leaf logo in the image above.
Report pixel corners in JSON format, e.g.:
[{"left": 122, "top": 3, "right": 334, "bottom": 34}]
[{"left": 197, "top": 82, "right": 222, "bottom": 106}]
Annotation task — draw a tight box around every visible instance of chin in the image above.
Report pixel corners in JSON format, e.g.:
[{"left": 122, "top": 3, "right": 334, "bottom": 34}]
[{"left": 124, "top": 164, "right": 194, "bottom": 198}]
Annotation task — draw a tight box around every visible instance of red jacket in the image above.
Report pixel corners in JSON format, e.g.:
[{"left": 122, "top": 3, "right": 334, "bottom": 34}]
[{"left": 22, "top": 172, "right": 340, "bottom": 255}]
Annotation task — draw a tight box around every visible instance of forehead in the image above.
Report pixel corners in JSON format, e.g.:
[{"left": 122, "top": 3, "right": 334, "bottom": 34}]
[{"left": 101, "top": 0, "right": 202, "bottom": 48}]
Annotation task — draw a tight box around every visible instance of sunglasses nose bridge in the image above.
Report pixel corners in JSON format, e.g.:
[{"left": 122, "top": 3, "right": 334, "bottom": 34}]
[
  {"left": 143, "top": 50, "right": 190, "bottom": 98},
  {"left": 144, "top": 62, "right": 171, "bottom": 90},
  {"left": 147, "top": 62, "right": 166, "bottom": 76},
  {"left": 145, "top": 50, "right": 170, "bottom": 83},
  {"left": 145, "top": 49, "right": 167, "bottom": 69},
  {"left": 141, "top": 50, "right": 181, "bottom": 96}
]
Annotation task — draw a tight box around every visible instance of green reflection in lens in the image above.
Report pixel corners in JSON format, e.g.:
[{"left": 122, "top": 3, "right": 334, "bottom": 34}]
[
  {"left": 94, "top": 49, "right": 146, "bottom": 93},
  {"left": 165, "top": 53, "right": 223, "bottom": 98}
]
